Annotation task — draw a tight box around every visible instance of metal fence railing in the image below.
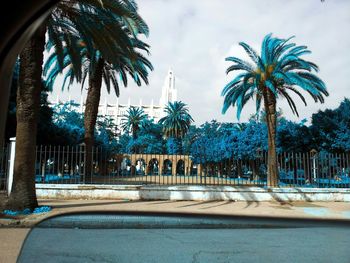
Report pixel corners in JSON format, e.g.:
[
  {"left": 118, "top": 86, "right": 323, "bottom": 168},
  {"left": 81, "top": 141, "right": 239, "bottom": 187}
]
[
  {"left": 32, "top": 145, "right": 350, "bottom": 188},
  {"left": 1, "top": 143, "right": 349, "bottom": 189}
]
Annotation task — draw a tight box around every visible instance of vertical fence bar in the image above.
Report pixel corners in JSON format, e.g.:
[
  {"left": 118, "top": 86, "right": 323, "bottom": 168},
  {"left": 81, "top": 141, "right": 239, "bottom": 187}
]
[
  {"left": 48, "top": 145, "right": 52, "bottom": 183},
  {"left": 320, "top": 151, "right": 325, "bottom": 187},
  {"left": 188, "top": 155, "right": 191, "bottom": 185},
  {"left": 301, "top": 152, "right": 304, "bottom": 186},
  {"left": 65, "top": 145, "right": 70, "bottom": 184},
  {"left": 145, "top": 153, "right": 148, "bottom": 185},
  {"left": 70, "top": 145, "right": 74, "bottom": 184},
  {"left": 225, "top": 158, "right": 228, "bottom": 186},
  {"left": 296, "top": 152, "right": 299, "bottom": 186},
  {"left": 53, "top": 145, "right": 56, "bottom": 184},
  {"left": 38, "top": 145, "right": 42, "bottom": 183},
  {"left": 334, "top": 153, "right": 339, "bottom": 188},
  {"left": 62, "top": 146, "right": 66, "bottom": 184},
  {"left": 305, "top": 152, "right": 310, "bottom": 185},
  {"left": 328, "top": 152, "right": 332, "bottom": 188},
  {"left": 277, "top": 152, "right": 281, "bottom": 187},
  {"left": 42, "top": 145, "right": 46, "bottom": 183},
  {"left": 344, "top": 152, "right": 348, "bottom": 188},
  {"left": 74, "top": 145, "right": 78, "bottom": 184},
  {"left": 34, "top": 145, "right": 38, "bottom": 184},
  {"left": 57, "top": 145, "right": 60, "bottom": 182}
]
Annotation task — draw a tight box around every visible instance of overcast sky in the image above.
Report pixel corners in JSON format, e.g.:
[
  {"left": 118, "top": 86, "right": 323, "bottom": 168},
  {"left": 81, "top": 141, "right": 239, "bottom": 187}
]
[{"left": 48, "top": 0, "right": 350, "bottom": 125}]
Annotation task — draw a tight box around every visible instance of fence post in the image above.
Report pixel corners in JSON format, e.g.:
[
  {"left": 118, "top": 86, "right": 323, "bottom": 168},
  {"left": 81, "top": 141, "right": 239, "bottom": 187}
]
[
  {"left": 310, "top": 149, "right": 318, "bottom": 184},
  {"left": 80, "top": 142, "right": 86, "bottom": 184},
  {"left": 7, "top": 137, "right": 16, "bottom": 195}
]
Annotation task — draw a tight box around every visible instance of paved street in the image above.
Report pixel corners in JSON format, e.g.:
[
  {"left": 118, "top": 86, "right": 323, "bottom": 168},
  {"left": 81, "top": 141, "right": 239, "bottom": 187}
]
[
  {"left": 1, "top": 199, "right": 350, "bottom": 263},
  {"left": 18, "top": 225, "right": 350, "bottom": 263}
]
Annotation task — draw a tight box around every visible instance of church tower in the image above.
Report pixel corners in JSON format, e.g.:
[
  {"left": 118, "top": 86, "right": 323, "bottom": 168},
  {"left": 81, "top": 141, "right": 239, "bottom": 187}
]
[{"left": 159, "top": 68, "right": 177, "bottom": 106}]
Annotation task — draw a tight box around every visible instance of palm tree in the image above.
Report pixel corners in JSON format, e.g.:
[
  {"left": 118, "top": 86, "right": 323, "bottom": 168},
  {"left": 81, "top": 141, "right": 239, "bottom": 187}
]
[
  {"left": 121, "top": 106, "right": 148, "bottom": 139},
  {"left": 159, "top": 101, "right": 194, "bottom": 138},
  {"left": 8, "top": 0, "right": 148, "bottom": 210},
  {"left": 45, "top": 34, "right": 152, "bottom": 178},
  {"left": 221, "top": 33, "right": 328, "bottom": 186},
  {"left": 45, "top": 38, "right": 152, "bottom": 146}
]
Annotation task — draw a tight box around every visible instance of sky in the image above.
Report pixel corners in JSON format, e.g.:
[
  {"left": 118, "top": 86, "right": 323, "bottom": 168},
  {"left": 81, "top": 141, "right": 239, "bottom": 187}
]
[{"left": 48, "top": 0, "right": 350, "bottom": 125}]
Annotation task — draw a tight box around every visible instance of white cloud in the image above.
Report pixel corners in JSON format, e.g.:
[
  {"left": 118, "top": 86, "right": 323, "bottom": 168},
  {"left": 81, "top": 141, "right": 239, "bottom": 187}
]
[{"left": 48, "top": 0, "right": 350, "bottom": 125}]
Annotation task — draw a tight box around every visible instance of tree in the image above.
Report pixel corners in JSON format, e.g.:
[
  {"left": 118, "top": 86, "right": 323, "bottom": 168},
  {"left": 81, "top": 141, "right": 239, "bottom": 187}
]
[
  {"left": 182, "top": 125, "right": 199, "bottom": 155},
  {"left": 159, "top": 101, "right": 194, "bottom": 138},
  {"left": 311, "top": 98, "right": 350, "bottom": 152},
  {"left": 9, "top": 0, "right": 150, "bottom": 210},
  {"left": 166, "top": 137, "right": 182, "bottom": 155},
  {"left": 221, "top": 33, "right": 328, "bottom": 186},
  {"left": 44, "top": 4, "right": 152, "bottom": 178},
  {"left": 51, "top": 102, "right": 85, "bottom": 145},
  {"left": 123, "top": 118, "right": 165, "bottom": 154},
  {"left": 277, "top": 118, "right": 314, "bottom": 153},
  {"left": 159, "top": 101, "right": 193, "bottom": 155},
  {"left": 121, "top": 106, "right": 148, "bottom": 139}
]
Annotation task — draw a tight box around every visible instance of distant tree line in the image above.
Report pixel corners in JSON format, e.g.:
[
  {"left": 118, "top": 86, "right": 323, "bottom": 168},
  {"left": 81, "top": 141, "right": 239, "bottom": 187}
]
[{"left": 6, "top": 91, "right": 349, "bottom": 159}]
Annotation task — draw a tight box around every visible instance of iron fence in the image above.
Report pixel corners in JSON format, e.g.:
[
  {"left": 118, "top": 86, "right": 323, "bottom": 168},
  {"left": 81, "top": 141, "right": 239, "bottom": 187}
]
[
  {"left": 1, "top": 143, "right": 349, "bottom": 189},
  {"left": 32, "top": 145, "right": 350, "bottom": 188}
]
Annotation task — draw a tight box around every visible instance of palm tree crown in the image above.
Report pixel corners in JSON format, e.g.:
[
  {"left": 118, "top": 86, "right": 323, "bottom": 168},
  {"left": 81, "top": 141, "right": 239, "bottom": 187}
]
[
  {"left": 121, "top": 106, "right": 148, "bottom": 138},
  {"left": 44, "top": 1, "right": 153, "bottom": 93},
  {"left": 46, "top": 0, "right": 149, "bottom": 75},
  {"left": 44, "top": 37, "right": 153, "bottom": 96},
  {"left": 221, "top": 33, "right": 328, "bottom": 187},
  {"left": 222, "top": 33, "right": 328, "bottom": 119},
  {"left": 159, "top": 101, "right": 194, "bottom": 138}
]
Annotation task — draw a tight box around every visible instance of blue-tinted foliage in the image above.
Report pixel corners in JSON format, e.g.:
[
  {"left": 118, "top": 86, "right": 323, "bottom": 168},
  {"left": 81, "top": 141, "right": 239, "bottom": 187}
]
[
  {"left": 51, "top": 102, "right": 119, "bottom": 150},
  {"left": 331, "top": 124, "right": 350, "bottom": 152},
  {"left": 28, "top": 95, "right": 349, "bottom": 157},
  {"left": 166, "top": 137, "right": 182, "bottom": 155},
  {"left": 277, "top": 118, "right": 314, "bottom": 152},
  {"left": 126, "top": 134, "right": 164, "bottom": 154},
  {"left": 52, "top": 102, "right": 85, "bottom": 145},
  {"left": 190, "top": 120, "right": 268, "bottom": 163},
  {"left": 311, "top": 98, "right": 350, "bottom": 152}
]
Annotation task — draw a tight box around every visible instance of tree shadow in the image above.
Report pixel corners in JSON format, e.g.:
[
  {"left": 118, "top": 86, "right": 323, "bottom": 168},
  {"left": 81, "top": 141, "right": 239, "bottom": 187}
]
[
  {"left": 43, "top": 200, "right": 148, "bottom": 209},
  {"left": 199, "top": 201, "right": 234, "bottom": 209},
  {"left": 177, "top": 200, "right": 219, "bottom": 208}
]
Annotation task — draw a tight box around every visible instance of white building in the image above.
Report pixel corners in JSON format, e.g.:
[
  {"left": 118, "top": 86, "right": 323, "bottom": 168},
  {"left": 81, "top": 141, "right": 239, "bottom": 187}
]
[{"left": 52, "top": 69, "right": 177, "bottom": 129}]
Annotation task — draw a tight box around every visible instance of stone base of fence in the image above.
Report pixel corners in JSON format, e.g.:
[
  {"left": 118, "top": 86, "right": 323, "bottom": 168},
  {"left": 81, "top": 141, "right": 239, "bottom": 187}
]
[{"left": 36, "top": 184, "right": 350, "bottom": 202}]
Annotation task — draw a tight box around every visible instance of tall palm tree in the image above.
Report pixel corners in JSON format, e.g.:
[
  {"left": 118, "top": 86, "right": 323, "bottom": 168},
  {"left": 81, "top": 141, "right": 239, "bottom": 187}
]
[
  {"left": 8, "top": 0, "right": 147, "bottom": 210},
  {"left": 121, "top": 106, "right": 148, "bottom": 139},
  {"left": 221, "top": 33, "right": 328, "bottom": 186},
  {"left": 159, "top": 101, "right": 194, "bottom": 138},
  {"left": 45, "top": 37, "right": 152, "bottom": 147},
  {"left": 45, "top": 23, "right": 152, "bottom": 179}
]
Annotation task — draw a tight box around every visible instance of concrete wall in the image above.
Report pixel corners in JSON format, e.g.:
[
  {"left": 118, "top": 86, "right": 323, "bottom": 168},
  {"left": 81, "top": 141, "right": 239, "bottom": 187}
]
[{"left": 36, "top": 184, "right": 350, "bottom": 202}]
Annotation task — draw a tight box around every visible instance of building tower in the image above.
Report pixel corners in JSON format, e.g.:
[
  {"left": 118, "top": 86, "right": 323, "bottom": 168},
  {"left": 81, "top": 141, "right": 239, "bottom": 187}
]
[{"left": 159, "top": 68, "right": 177, "bottom": 107}]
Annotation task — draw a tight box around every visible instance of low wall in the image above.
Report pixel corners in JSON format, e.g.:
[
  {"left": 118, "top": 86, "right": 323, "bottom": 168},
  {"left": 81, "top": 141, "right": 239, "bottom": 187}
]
[{"left": 36, "top": 184, "right": 350, "bottom": 202}]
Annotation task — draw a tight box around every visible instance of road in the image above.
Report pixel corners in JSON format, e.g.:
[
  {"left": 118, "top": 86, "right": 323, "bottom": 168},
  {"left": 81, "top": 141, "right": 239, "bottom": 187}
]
[{"left": 18, "top": 214, "right": 350, "bottom": 263}]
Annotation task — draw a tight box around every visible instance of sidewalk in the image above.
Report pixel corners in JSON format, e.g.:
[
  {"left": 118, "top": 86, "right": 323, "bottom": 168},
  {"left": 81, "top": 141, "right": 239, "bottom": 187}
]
[{"left": 1, "top": 199, "right": 350, "bottom": 263}]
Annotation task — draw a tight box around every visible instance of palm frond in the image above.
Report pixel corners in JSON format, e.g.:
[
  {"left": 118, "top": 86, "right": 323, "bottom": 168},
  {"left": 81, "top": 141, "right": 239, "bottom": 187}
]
[{"left": 222, "top": 33, "right": 328, "bottom": 119}]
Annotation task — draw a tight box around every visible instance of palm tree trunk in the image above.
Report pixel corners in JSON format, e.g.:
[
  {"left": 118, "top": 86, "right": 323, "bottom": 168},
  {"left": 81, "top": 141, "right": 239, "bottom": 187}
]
[
  {"left": 263, "top": 89, "right": 279, "bottom": 187},
  {"left": 84, "top": 58, "right": 104, "bottom": 182},
  {"left": 7, "top": 25, "right": 46, "bottom": 210}
]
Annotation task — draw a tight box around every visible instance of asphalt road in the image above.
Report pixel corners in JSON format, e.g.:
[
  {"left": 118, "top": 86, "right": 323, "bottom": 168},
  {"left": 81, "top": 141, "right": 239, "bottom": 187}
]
[{"left": 18, "top": 215, "right": 350, "bottom": 263}]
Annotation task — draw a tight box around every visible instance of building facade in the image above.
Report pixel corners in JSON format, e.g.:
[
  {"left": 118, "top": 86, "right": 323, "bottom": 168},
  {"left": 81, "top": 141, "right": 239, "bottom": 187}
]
[{"left": 52, "top": 69, "right": 178, "bottom": 129}]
